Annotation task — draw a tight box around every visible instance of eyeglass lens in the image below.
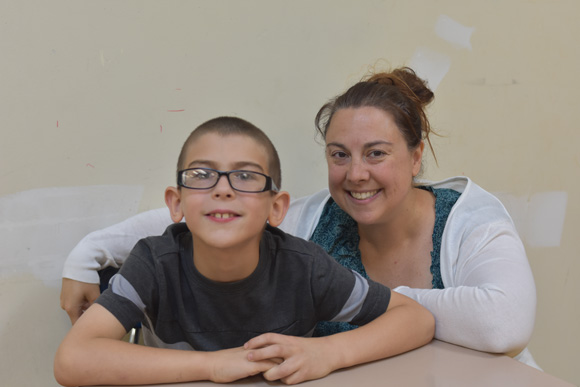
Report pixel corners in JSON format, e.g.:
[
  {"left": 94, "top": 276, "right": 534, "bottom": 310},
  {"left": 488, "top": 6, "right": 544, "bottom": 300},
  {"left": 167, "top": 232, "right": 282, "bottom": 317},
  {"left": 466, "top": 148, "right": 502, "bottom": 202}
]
[{"left": 181, "top": 169, "right": 269, "bottom": 192}]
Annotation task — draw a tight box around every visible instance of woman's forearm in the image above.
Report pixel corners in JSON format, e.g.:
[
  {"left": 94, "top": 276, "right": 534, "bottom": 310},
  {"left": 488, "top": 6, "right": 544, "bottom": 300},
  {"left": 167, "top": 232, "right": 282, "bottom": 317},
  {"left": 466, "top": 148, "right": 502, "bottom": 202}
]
[
  {"left": 62, "top": 207, "right": 173, "bottom": 283},
  {"left": 395, "top": 284, "right": 535, "bottom": 354}
]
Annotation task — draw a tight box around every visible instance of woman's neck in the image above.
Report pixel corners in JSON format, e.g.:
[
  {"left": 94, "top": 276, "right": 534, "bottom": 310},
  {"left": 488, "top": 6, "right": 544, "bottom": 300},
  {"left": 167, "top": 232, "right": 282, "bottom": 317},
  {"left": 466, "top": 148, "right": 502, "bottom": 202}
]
[
  {"left": 357, "top": 187, "right": 434, "bottom": 252},
  {"left": 357, "top": 187, "right": 436, "bottom": 288}
]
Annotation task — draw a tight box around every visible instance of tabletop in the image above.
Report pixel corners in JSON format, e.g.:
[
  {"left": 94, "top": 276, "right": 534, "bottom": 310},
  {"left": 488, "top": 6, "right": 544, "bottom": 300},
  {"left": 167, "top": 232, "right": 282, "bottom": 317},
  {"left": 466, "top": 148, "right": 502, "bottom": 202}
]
[{"left": 98, "top": 339, "right": 574, "bottom": 387}]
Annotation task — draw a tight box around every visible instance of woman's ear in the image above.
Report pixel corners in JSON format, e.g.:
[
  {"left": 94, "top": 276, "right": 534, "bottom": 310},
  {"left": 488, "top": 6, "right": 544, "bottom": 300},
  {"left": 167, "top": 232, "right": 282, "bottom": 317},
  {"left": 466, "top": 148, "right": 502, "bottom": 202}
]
[
  {"left": 267, "top": 191, "right": 291, "bottom": 228},
  {"left": 165, "top": 186, "right": 184, "bottom": 223},
  {"left": 412, "top": 141, "right": 425, "bottom": 177}
]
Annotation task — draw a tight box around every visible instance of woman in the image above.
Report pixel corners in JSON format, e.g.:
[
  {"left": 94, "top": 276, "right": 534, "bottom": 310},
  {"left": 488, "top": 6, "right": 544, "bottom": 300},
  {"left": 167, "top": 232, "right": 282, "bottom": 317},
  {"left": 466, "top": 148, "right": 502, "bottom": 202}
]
[{"left": 60, "top": 67, "right": 538, "bottom": 368}]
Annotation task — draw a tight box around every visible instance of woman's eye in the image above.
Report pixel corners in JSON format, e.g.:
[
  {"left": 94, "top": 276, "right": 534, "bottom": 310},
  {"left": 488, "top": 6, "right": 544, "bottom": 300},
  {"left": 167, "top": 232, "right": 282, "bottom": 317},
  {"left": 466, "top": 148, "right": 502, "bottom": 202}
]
[
  {"left": 367, "top": 150, "right": 386, "bottom": 159},
  {"left": 331, "top": 151, "right": 348, "bottom": 159}
]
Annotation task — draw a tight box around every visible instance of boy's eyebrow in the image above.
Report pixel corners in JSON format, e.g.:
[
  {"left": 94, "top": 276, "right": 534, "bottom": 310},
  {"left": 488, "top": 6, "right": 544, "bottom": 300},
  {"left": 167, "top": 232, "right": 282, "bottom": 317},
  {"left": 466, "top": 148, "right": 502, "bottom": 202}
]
[{"left": 186, "top": 160, "right": 266, "bottom": 172}]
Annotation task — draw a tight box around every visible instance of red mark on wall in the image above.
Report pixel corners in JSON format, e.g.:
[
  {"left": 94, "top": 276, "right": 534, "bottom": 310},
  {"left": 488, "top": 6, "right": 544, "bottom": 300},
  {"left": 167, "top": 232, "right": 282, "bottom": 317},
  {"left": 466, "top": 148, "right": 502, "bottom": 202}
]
[
  {"left": 56, "top": 121, "right": 59, "bottom": 128},
  {"left": 167, "top": 109, "right": 184, "bottom": 112},
  {"left": 160, "top": 124, "right": 163, "bottom": 133},
  {"left": 86, "top": 163, "right": 95, "bottom": 168}
]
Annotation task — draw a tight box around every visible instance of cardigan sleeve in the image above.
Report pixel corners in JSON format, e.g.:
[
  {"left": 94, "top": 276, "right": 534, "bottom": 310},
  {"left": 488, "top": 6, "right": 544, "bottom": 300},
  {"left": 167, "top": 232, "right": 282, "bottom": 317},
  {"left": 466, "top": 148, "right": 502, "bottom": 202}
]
[
  {"left": 279, "top": 189, "right": 331, "bottom": 239},
  {"left": 395, "top": 180, "right": 536, "bottom": 355},
  {"left": 61, "top": 207, "right": 173, "bottom": 284}
]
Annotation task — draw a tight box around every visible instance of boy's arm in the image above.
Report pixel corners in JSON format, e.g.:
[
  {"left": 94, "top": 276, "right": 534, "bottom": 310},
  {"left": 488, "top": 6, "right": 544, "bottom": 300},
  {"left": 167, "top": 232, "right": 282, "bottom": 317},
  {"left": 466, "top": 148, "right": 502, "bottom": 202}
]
[
  {"left": 54, "top": 303, "right": 276, "bottom": 387},
  {"left": 245, "top": 291, "right": 434, "bottom": 385}
]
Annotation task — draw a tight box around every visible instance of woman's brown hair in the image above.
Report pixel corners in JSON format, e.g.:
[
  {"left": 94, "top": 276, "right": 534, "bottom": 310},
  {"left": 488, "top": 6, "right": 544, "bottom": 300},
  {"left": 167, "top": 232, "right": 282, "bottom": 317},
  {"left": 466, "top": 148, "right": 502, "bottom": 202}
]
[{"left": 315, "top": 67, "right": 436, "bottom": 160}]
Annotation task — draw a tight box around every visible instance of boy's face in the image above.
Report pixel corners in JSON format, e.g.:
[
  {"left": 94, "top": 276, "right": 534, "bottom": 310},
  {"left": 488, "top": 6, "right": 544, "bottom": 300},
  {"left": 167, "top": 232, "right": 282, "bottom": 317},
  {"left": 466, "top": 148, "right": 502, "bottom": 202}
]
[{"left": 167, "top": 132, "right": 285, "bottom": 253}]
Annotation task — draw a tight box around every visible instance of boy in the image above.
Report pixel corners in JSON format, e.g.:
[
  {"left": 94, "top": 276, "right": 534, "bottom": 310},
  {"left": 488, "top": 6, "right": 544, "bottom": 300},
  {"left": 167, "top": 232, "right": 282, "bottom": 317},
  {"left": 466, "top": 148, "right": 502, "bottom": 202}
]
[{"left": 54, "top": 117, "right": 434, "bottom": 386}]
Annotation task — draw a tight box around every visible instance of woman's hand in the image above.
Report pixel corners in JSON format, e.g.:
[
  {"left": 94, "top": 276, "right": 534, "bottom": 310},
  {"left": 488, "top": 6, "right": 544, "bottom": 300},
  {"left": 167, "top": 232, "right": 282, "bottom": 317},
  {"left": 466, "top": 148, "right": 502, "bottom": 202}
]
[
  {"left": 245, "top": 333, "right": 338, "bottom": 385},
  {"left": 60, "top": 278, "right": 101, "bottom": 324}
]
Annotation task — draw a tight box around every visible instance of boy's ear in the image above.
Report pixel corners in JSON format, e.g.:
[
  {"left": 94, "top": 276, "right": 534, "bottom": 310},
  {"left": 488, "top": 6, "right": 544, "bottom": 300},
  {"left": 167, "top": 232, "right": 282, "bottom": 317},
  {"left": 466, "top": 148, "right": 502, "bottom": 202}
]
[
  {"left": 165, "top": 186, "right": 184, "bottom": 223},
  {"left": 267, "top": 191, "right": 291, "bottom": 228}
]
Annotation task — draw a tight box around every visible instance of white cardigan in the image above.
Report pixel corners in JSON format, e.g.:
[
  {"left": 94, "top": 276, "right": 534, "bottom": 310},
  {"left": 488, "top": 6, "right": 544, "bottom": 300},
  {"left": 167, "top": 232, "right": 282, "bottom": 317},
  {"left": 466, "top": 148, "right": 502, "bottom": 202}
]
[{"left": 63, "top": 176, "right": 539, "bottom": 368}]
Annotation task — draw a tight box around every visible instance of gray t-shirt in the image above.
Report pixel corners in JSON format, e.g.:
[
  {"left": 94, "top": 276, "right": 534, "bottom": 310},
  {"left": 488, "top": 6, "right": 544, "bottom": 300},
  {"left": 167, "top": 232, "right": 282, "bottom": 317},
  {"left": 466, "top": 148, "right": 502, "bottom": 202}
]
[{"left": 97, "top": 223, "right": 391, "bottom": 351}]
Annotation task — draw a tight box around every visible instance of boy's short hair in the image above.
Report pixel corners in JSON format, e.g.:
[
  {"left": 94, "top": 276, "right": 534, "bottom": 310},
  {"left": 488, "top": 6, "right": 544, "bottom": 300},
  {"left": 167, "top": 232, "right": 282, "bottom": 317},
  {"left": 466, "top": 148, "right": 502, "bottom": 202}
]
[{"left": 177, "top": 117, "right": 282, "bottom": 189}]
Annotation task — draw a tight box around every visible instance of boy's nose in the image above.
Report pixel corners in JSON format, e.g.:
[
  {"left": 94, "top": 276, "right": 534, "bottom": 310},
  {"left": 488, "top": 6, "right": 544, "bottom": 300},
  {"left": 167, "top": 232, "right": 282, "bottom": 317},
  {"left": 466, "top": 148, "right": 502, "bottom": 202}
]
[{"left": 212, "top": 175, "right": 235, "bottom": 198}]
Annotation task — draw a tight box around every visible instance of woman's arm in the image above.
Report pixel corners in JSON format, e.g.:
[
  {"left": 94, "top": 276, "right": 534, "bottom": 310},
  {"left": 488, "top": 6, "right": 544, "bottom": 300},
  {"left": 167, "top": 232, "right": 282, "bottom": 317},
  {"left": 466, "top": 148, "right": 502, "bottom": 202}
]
[
  {"left": 395, "top": 219, "right": 536, "bottom": 356},
  {"left": 54, "top": 304, "right": 276, "bottom": 387},
  {"left": 62, "top": 207, "right": 173, "bottom": 283},
  {"left": 244, "top": 291, "right": 434, "bottom": 384},
  {"left": 60, "top": 208, "right": 173, "bottom": 323},
  {"left": 398, "top": 178, "right": 537, "bottom": 357}
]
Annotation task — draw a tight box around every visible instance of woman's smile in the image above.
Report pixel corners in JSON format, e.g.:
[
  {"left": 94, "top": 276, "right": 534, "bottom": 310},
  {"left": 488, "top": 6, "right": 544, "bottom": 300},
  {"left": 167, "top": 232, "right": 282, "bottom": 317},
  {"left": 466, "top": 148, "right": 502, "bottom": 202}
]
[{"left": 349, "top": 190, "right": 379, "bottom": 200}]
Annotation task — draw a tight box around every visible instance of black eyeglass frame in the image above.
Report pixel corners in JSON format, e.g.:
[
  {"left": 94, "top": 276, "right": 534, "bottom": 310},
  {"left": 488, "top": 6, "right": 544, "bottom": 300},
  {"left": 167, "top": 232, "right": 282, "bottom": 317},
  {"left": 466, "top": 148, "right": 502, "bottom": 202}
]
[{"left": 177, "top": 168, "right": 279, "bottom": 193}]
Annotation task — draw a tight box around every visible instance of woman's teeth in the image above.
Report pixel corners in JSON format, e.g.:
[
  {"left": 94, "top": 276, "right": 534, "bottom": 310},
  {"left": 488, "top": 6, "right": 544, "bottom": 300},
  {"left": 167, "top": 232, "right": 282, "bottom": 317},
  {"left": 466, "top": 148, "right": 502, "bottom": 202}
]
[{"left": 350, "top": 190, "right": 378, "bottom": 200}]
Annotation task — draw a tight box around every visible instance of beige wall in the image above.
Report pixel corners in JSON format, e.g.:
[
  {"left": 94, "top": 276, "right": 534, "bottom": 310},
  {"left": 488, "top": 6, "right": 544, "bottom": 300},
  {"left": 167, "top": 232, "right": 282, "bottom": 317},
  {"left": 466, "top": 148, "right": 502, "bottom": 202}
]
[{"left": 1, "top": 1, "right": 578, "bottom": 385}]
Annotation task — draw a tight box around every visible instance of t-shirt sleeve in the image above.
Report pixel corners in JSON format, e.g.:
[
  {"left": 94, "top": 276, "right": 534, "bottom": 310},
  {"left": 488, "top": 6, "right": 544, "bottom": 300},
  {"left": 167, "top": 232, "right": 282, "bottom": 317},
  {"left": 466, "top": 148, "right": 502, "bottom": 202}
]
[
  {"left": 95, "top": 239, "right": 158, "bottom": 332},
  {"left": 309, "top": 242, "right": 391, "bottom": 326}
]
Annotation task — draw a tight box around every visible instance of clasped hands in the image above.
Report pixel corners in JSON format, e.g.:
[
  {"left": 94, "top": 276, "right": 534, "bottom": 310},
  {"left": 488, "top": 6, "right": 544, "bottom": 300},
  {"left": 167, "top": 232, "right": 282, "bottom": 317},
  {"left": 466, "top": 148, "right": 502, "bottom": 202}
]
[{"left": 211, "top": 333, "right": 338, "bottom": 385}]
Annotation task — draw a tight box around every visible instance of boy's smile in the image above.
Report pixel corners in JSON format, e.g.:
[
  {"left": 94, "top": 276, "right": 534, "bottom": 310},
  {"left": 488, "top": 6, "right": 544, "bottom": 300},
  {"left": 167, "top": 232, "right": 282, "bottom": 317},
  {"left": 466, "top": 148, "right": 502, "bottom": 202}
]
[{"left": 206, "top": 210, "right": 239, "bottom": 221}]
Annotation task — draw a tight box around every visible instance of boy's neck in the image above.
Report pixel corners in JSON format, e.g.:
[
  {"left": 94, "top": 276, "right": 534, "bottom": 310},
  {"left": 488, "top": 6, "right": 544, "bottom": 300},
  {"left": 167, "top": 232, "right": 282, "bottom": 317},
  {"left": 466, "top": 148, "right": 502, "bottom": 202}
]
[{"left": 191, "top": 237, "right": 261, "bottom": 283}]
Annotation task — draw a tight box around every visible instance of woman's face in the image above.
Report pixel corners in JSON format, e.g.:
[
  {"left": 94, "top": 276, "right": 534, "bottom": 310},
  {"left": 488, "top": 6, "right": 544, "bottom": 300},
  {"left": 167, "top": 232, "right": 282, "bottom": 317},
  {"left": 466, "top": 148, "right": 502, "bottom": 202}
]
[{"left": 325, "top": 106, "right": 423, "bottom": 226}]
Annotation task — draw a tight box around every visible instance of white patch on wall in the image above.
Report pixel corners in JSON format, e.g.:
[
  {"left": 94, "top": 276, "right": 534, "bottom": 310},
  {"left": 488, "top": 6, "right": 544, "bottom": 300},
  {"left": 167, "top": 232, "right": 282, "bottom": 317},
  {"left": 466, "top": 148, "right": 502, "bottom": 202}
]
[
  {"left": 0, "top": 185, "right": 144, "bottom": 286},
  {"left": 408, "top": 47, "right": 451, "bottom": 91},
  {"left": 435, "top": 15, "right": 475, "bottom": 50},
  {"left": 495, "top": 191, "right": 568, "bottom": 248}
]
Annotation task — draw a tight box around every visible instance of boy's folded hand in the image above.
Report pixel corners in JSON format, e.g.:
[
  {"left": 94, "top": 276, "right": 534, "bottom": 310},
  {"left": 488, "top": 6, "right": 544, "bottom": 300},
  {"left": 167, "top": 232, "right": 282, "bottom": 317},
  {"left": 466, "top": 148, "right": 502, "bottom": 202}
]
[
  {"left": 208, "top": 346, "right": 279, "bottom": 383},
  {"left": 244, "top": 333, "right": 338, "bottom": 385}
]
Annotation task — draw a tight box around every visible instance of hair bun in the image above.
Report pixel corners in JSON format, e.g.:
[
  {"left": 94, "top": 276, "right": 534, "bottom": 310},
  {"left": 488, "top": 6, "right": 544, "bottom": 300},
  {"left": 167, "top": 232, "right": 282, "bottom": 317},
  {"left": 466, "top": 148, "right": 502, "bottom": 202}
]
[{"left": 366, "top": 67, "right": 434, "bottom": 107}]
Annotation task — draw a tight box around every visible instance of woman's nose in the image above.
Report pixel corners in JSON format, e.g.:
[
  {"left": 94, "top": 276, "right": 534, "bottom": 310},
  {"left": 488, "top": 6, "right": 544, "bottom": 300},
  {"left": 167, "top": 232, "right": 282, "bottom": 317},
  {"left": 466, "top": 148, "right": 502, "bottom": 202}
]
[{"left": 346, "top": 160, "right": 370, "bottom": 183}]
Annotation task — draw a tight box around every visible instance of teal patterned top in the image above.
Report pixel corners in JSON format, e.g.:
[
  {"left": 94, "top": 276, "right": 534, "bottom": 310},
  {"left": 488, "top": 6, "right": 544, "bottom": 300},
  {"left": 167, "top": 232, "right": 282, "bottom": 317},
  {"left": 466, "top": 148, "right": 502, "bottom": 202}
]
[{"left": 310, "top": 186, "right": 460, "bottom": 336}]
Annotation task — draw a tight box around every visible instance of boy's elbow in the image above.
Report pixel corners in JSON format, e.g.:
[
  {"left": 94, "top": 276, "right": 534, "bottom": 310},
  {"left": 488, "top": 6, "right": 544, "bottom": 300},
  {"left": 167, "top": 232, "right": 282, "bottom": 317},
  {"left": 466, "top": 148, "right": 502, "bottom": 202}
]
[
  {"left": 393, "top": 293, "right": 435, "bottom": 346},
  {"left": 409, "top": 296, "right": 436, "bottom": 343},
  {"left": 399, "top": 297, "right": 435, "bottom": 346},
  {"left": 54, "top": 344, "right": 84, "bottom": 387},
  {"left": 420, "top": 306, "right": 436, "bottom": 345}
]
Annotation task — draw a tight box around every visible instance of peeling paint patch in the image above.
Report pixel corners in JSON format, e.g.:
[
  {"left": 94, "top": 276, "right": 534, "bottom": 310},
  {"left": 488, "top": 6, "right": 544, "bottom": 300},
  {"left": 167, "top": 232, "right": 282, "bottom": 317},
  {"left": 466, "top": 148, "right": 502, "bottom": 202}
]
[
  {"left": 495, "top": 191, "right": 568, "bottom": 248},
  {"left": 0, "top": 185, "right": 144, "bottom": 285},
  {"left": 435, "top": 15, "right": 475, "bottom": 50},
  {"left": 408, "top": 47, "right": 451, "bottom": 91}
]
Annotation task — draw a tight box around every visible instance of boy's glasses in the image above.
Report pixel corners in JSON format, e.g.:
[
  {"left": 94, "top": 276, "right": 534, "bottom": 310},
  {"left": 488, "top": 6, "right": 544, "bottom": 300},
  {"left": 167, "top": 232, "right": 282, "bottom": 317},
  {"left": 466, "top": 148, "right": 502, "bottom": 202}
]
[{"left": 177, "top": 168, "right": 279, "bottom": 193}]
